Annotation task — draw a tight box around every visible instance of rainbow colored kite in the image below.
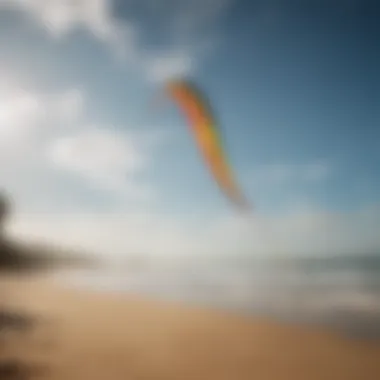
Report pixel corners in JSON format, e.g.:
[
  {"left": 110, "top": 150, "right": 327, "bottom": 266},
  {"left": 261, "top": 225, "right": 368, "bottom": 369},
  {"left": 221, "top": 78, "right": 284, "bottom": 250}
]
[{"left": 164, "top": 79, "right": 251, "bottom": 212}]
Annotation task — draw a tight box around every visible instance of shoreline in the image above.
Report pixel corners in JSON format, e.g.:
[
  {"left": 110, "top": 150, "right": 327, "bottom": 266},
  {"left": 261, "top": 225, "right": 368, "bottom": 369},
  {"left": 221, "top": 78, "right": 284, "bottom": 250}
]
[{"left": 51, "top": 268, "right": 380, "bottom": 342}]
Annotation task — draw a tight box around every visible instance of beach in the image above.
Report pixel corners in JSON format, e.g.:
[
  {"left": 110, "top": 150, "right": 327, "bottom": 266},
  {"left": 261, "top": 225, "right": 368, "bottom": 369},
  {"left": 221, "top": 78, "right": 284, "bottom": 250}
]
[{"left": 1, "top": 275, "right": 380, "bottom": 380}]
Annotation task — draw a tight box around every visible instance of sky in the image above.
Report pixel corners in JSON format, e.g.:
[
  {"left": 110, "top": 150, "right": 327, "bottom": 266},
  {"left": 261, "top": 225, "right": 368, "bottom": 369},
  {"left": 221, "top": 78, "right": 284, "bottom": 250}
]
[{"left": 0, "top": 0, "right": 379, "bottom": 260}]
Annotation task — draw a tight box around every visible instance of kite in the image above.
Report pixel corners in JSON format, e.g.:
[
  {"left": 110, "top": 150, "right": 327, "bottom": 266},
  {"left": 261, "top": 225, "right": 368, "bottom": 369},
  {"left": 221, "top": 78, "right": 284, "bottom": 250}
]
[{"left": 163, "top": 79, "right": 251, "bottom": 213}]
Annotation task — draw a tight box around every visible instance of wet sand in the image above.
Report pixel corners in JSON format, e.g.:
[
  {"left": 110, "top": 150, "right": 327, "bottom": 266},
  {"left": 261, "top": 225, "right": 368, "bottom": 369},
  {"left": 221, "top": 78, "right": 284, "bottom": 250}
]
[{"left": 1, "top": 275, "right": 380, "bottom": 380}]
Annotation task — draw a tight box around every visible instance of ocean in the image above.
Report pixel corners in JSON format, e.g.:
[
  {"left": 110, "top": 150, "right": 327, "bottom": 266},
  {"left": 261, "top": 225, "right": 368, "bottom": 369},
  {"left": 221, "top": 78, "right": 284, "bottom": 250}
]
[{"left": 55, "top": 253, "right": 380, "bottom": 339}]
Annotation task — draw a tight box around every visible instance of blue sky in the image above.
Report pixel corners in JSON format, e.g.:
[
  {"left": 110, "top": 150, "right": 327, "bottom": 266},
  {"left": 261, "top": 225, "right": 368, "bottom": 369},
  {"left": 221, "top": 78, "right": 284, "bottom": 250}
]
[{"left": 0, "top": 0, "right": 379, "bottom": 258}]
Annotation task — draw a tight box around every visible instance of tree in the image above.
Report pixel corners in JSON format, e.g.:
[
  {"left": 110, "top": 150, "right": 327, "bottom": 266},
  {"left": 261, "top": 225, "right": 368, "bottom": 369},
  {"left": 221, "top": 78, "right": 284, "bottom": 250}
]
[{"left": 0, "top": 192, "right": 10, "bottom": 232}]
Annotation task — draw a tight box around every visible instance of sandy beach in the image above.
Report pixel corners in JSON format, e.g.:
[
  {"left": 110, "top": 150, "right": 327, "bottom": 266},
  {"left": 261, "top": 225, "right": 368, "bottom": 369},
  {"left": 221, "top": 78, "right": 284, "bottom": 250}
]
[{"left": 1, "top": 275, "right": 380, "bottom": 380}]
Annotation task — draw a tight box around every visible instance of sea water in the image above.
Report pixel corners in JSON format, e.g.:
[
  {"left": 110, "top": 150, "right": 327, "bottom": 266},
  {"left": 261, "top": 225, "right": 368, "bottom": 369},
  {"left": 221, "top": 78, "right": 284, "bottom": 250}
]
[{"left": 55, "top": 253, "right": 380, "bottom": 339}]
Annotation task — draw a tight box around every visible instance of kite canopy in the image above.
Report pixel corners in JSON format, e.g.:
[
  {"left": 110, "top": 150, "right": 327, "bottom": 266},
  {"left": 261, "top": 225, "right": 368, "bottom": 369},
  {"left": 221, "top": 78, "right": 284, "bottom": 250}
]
[{"left": 164, "top": 79, "right": 251, "bottom": 213}]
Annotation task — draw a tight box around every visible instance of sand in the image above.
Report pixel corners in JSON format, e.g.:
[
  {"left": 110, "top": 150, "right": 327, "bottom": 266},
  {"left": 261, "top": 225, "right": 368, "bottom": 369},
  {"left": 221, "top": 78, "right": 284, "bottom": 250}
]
[{"left": 1, "top": 275, "right": 380, "bottom": 380}]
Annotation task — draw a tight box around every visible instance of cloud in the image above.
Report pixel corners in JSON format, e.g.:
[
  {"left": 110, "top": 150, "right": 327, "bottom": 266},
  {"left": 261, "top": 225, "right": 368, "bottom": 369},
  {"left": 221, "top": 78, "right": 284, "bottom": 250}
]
[
  {"left": 7, "top": 212, "right": 203, "bottom": 258},
  {"left": 47, "top": 127, "right": 154, "bottom": 199},
  {"left": 0, "top": 84, "right": 83, "bottom": 160},
  {"left": 252, "top": 161, "right": 331, "bottom": 186},
  {"left": 138, "top": 0, "right": 232, "bottom": 81},
  {"left": 301, "top": 162, "right": 331, "bottom": 181},
  {"left": 6, "top": 202, "right": 380, "bottom": 261},
  {"left": 143, "top": 50, "right": 193, "bottom": 83},
  {"left": 0, "top": 0, "right": 136, "bottom": 69},
  {"left": 0, "top": 0, "right": 232, "bottom": 81},
  {"left": 48, "top": 128, "right": 144, "bottom": 178},
  {"left": 0, "top": 0, "right": 130, "bottom": 43},
  {"left": 0, "top": 82, "right": 161, "bottom": 205},
  {"left": 0, "top": 88, "right": 44, "bottom": 151},
  {"left": 52, "top": 89, "right": 85, "bottom": 125}
]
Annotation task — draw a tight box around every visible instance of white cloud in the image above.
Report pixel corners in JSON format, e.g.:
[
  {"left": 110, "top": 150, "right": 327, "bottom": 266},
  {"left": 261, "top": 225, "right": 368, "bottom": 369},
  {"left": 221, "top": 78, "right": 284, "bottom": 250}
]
[
  {"left": 6, "top": 212, "right": 202, "bottom": 258},
  {"left": 0, "top": 82, "right": 161, "bottom": 204},
  {"left": 0, "top": 0, "right": 129, "bottom": 42},
  {"left": 144, "top": 50, "right": 193, "bottom": 83},
  {"left": 139, "top": 0, "right": 231, "bottom": 80},
  {"left": 0, "top": 84, "right": 84, "bottom": 159},
  {"left": 169, "top": 0, "right": 231, "bottom": 43},
  {"left": 0, "top": 0, "right": 138, "bottom": 69},
  {"left": 52, "top": 88, "right": 85, "bottom": 125},
  {"left": 0, "top": 89, "right": 44, "bottom": 150},
  {"left": 47, "top": 127, "right": 153, "bottom": 199},
  {"left": 301, "top": 162, "right": 331, "bottom": 181},
  {"left": 252, "top": 161, "right": 331, "bottom": 186},
  {"left": 0, "top": 0, "right": 232, "bottom": 81},
  {"left": 6, "top": 203, "right": 380, "bottom": 261}
]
